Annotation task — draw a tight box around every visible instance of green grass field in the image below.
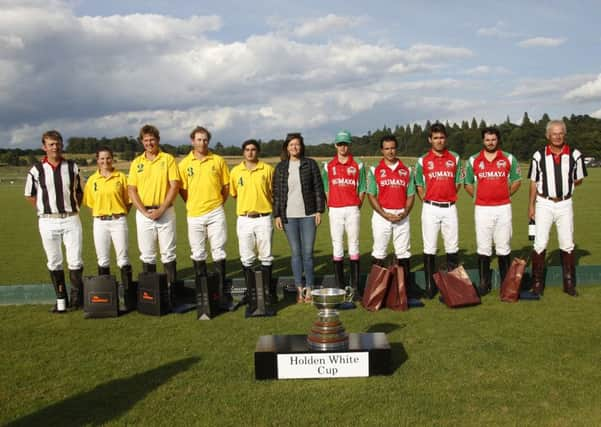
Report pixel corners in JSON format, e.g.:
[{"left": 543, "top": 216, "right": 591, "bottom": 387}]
[{"left": 1, "top": 164, "right": 600, "bottom": 426}]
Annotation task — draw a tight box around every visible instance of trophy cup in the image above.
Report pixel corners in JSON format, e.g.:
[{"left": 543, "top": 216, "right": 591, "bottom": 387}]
[{"left": 306, "top": 288, "right": 350, "bottom": 351}]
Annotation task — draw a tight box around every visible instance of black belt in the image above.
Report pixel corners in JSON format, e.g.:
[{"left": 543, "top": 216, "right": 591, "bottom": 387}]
[
  {"left": 424, "top": 200, "right": 455, "bottom": 208},
  {"left": 242, "top": 212, "right": 271, "bottom": 218},
  {"left": 97, "top": 214, "right": 126, "bottom": 221},
  {"left": 537, "top": 193, "right": 571, "bottom": 202},
  {"left": 145, "top": 205, "right": 161, "bottom": 210}
]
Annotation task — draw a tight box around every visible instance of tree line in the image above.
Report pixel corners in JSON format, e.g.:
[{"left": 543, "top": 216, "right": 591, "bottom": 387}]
[{"left": 1, "top": 113, "right": 599, "bottom": 166}]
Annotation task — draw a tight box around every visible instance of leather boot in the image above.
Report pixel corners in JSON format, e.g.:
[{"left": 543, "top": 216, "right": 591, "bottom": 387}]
[
  {"left": 333, "top": 260, "right": 345, "bottom": 289},
  {"left": 560, "top": 250, "right": 577, "bottom": 296},
  {"left": 398, "top": 258, "right": 423, "bottom": 299},
  {"left": 98, "top": 265, "right": 110, "bottom": 276},
  {"left": 194, "top": 260, "right": 210, "bottom": 320},
  {"left": 447, "top": 252, "right": 459, "bottom": 271},
  {"left": 423, "top": 254, "right": 437, "bottom": 299},
  {"left": 498, "top": 255, "right": 511, "bottom": 283},
  {"left": 349, "top": 260, "right": 360, "bottom": 300},
  {"left": 261, "top": 264, "right": 277, "bottom": 305},
  {"left": 214, "top": 259, "right": 234, "bottom": 311},
  {"left": 372, "top": 257, "right": 385, "bottom": 267},
  {"left": 142, "top": 262, "right": 156, "bottom": 273},
  {"left": 478, "top": 255, "right": 492, "bottom": 296},
  {"left": 243, "top": 265, "right": 258, "bottom": 316},
  {"left": 119, "top": 265, "right": 136, "bottom": 312},
  {"left": 531, "top": 250, "right": 546, "bottom": 295},
  {"left": 163, "top": 261, "right": 177, "bottom": 308},
  {"left": 49, "top": 269, "right": 68, "bottom": 313},
  {"left": 69, "top": 268, "right": 84, "bottom": 310}
]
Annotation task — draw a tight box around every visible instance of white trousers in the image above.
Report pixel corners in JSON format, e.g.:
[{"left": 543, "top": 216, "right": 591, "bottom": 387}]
[
  {"left": 38, "top": 215, "right": 83, "bottom": 271},
  {"left": 534, "top": 197, "right": 574, "bottom": 254},
  {"left": 187, "top": 206, "right": 227, "bottom": 262},
  {"left": 371, "top": 209, "right": 411, "bottom": 259},
  {"left": 236, "top": 215, "right": 273, "bottom": 267},
  {"left": 135, "top": 206, "right": 176, "bottom": 264},
  {"left": 328, "top": 206, "right": 360, "bottom": 260},
  {"left": 93, "top": 216, "right": 130, "bottom": 268},
  {"left": 474, "top": 204, "right": 512, "bottom": 256},
  {"left": 421, "top": 203, "right": 458, "bottom": 255}
]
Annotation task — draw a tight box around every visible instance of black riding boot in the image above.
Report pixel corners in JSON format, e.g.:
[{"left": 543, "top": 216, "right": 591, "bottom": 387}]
[
  {"left": 194, "top": 260, "right": 210, "bottom": 320},
  {"left": 333, "top": 260, "right": 345, "bottom": 289},
  {"left": 372, "top": 257, "right": 385, "bottom": 267},
  {"left": 119, "top": 264, "right": 136, "bottom": 312},
  {"left": 349, "top": 259, "right": 360, "bottom": 300},
  {"left": 446, "top": 252, "right": 459, "bottom": 271},
  {"left": 142, "top": 262, "right": 157, "bottom": 273},
  {"left": 69, "top": 268, "right": 84, "bottom": 310},
  {"left": 243, "top": 265, "right": 258, "bottom": 315},
  {"left": 261, "top": 264, "right": 277, "bottom": 305},
  {"left": 163, "top": 261, "right": 177, "bottom": 308},
  {"left": 215, "top": 259, "right": 234, "bottom": 311},
  {"left": 398, "top": 258, "right": 423, "bottom": 299},
  {"left": 478, "top": 255, "right": 492, "bottom": 296},
  {"left": 49, "top": 269, "right": 68, "bottom": 313},
  {"left": 98, "top": 265, "right": 110, "bottom": 275},
  {"left": 498, "top": 255, "right": 511, "bottom": 284},
  {"left": 423, "top": 254, "right": 437, "bottom": 299}
]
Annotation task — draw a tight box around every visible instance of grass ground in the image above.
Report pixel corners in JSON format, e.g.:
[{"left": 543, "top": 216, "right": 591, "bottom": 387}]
[
  {"left": 1, "top": 163, "right": 600, "bottom": 426},
  {"left": 1, "top": 287, "right": 600, "bottom": 426}
]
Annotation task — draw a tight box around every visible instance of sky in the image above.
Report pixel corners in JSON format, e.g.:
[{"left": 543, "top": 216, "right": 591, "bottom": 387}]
[{"left": 1, "top": 0, "right": 600, "bottom": 149}]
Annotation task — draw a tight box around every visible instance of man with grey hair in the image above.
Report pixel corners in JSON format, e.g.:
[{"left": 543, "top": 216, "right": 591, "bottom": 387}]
[{"left": 528, "top": 119, "right": 587, "bottom": 296}]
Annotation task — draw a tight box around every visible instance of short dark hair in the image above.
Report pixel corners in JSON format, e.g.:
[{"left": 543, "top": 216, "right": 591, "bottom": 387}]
[
  {"left": 481, "top": 127, "right": 501, "bottom": 141},
  {"left": 242, "top": 139, "right": 260, "bottom": 152},
  {"left": 139, "top": 124, "right": 160, "bottom": 142},
  {"left": 190, "top": 126, "right": 212, "bottom": 141},
  {"left": 428, "top": 123, "right": 447, "bottom": 137},
  {"left": 281, "top": 132, "right": 305, "bottom": 161},
  {"left": 96, "top": 146, "right": 114, "bottom": 158},
  {"left": 379, "top": 134, "right": 397, "bottom": 149},
  {"left": 41, "top": 130, "right": 63, "bottom": 145}
]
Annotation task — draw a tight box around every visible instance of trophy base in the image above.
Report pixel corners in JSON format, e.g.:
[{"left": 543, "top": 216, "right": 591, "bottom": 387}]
[{"left": 255, "top": 333, "right": 391, "bottom": 380}]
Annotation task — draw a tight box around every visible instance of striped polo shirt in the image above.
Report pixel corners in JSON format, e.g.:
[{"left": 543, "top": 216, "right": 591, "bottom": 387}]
[
  {"left": 24, "top": 157, "right": 83, "bottom": 215},
  {"left": 528, "top": 145, "right": 587, "bottom": 198}
]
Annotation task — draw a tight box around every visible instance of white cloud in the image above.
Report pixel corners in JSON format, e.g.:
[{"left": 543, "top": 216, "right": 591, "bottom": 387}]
[
  {"left": 564, "top": 73, "right": 601, "bottom": 101},
  {"left": 591, "top": 108, "right": 601, "bottom": 119},
  {"left": 292, "top": 14, "right": 364, "bottom": 38},
  {"left": 476, "top": 21, "right": 519, "bottom": 38},
  {"left": 509, "top": 74, "right": 595, "bottom": 97},
  {"left": 464, "top": 65, "right": 511, "bottom": 75},
  {"left": 517, "top": 37, "right": 566, "bottom": 48}
]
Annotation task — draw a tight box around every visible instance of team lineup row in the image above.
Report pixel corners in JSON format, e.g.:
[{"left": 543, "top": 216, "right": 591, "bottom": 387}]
[{"left": 24, "top": 120, "right": 587, "bottom": 316}]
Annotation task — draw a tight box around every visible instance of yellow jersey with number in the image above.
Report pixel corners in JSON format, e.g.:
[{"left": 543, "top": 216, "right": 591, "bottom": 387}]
[
  {"left": 229, "top": 161, "right": 273, "bottom": 216},
  {"left": 179, "top": 151, "right": 230, "bottom": 216},
  {"left": 127, "top": 150, "right": 180, "bottom": 206}
]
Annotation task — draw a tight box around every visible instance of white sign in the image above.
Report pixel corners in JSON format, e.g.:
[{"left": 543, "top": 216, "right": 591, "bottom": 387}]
[{"left": 277, "top": 352, "right": 369, "bottom": 379}]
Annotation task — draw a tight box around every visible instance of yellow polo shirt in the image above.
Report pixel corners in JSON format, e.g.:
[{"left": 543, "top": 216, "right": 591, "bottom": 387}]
[
  {"left": 229, "top": 160, "right": 274, "bottom": 216},
  {"left": 83, "top": 170, "right": 130, "bottom": 216},
  {"left": 179, "top": 151, "right": 230, "bottom": 217},
  {"left": 127, "top": 150, "right": 180, "bottom": 206}
]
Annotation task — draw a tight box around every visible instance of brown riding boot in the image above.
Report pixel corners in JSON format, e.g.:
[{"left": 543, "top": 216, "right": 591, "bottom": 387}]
[
  {"left": 530, "top": 250, "right": 546, "bottom": 295},
  {"left": 560, "top": 250, "right": 577, "bottom": 296}
]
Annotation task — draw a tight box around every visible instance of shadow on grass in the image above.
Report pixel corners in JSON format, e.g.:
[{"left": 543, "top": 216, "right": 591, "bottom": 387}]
[
  {"left": 6, "top": 356, "right": 200, "bottom": 427},
  {"left": 389, "top": 342, "right": 409, "bottom": 373},
  {"left": 365, "top": 322, "right": 404, "bottom": 334}
]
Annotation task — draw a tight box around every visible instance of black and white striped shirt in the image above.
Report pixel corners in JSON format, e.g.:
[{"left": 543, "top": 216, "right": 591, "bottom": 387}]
[
  {"left": 528, "top": 145, "right": 587, "bottom": 198},
  {"left": 24, "top": 158, "right": 83, "bottom": 215}
]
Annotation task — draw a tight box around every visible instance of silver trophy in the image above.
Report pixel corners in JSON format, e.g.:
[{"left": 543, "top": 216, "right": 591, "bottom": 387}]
[{"left": 306, "top": 288, "right": 352, "bottom": 351}]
